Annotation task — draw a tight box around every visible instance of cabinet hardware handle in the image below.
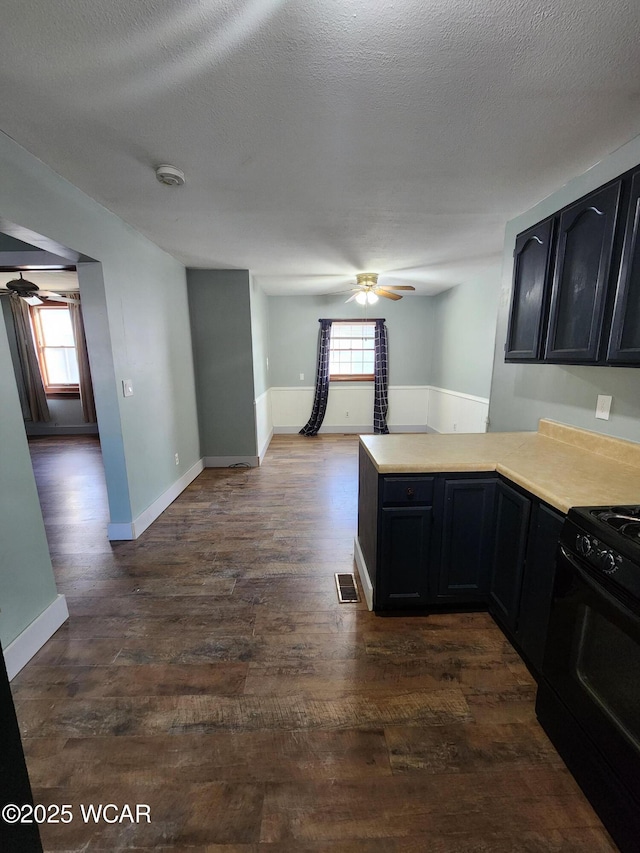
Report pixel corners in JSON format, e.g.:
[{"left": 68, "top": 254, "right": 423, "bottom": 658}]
[{"left": 406, "top": 487, "right": 415, "bottom": 498}]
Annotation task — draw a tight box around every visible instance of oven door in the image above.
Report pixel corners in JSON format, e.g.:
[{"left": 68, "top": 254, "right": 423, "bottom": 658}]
[{"left": 543, "top": 542, "right": 640, "bottom": 803}]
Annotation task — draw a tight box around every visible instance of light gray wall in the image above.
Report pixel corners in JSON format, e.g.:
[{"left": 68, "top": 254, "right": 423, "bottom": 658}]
[
  {"left": 430, "top": 266, "right": 502, "bottom": 398},
  {"left": 489, "top": 132, "right": 640, "bottom": 441},
  {"left": 187, "top": 269, "right": 257, "bottom": 457},
  {"left": 267, "top": 294, "right": 435, "bottom": 387},
  {"left": 0, "top": 130, "right": 201, "bottom": 647},
  {"left": 249, "top": 276, "right": 270, "bottom": 398},
  {"left": 0, "top": 309, "right": 57, "bottom": 648},
  {"left": 0, "top": 131, "right": 200, "bottom": 522}
]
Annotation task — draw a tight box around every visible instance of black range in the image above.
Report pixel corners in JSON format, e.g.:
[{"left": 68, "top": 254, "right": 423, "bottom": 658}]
[{"left": 537, "top": 503, "right": 640, "bottom": 853}]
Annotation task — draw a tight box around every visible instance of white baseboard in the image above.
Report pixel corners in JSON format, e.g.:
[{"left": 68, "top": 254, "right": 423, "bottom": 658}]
[
  {"left": 274, "top": 425, "right": 372, "bottom": 435},
  {"left": 274, "top": 425, "right": 426, "bottom": 435},
  {"left": 354, "top": 536, "right": 374, "bottom": 611},
  {"left": 107, "top": 457, "right": 205, "bottom": 541},
  {"left": 4, "top": 594, "right": 69, "bottom": 680},
  {"left": 203, "top": 456, "right": 259, "bottom": 468},
  {"left": 255, "top": 390, "right": 273, "bottom": 465},
  {"left": 258, "top": 428, "right": 273, "bottom": 463}
]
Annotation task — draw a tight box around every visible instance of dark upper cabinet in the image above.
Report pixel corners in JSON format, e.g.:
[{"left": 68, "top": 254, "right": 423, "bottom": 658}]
[
  {"left": 489, "top": 480, "right": 531, "bottom": 632},
  {"left": 544, "top": 181, "right": 621, "bottom": 363},
  {"left": 435, "top": 476, "right": 496, "bottom": 602},
  {"left": 505, "top": 218, "right": 555, "bottom": 361},
  {"left": 607, "top": 169, "right": 640, "bottom": 363}
]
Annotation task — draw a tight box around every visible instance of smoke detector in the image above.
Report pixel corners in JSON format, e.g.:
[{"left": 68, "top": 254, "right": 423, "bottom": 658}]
[{"left": 155, "top": 164, "right": 185, "bottom": 186}]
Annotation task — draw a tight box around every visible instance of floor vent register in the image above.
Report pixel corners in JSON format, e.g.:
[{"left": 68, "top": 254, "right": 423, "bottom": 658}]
[{"left": 334, "top": 573, "right": 360, "bottom": 603}]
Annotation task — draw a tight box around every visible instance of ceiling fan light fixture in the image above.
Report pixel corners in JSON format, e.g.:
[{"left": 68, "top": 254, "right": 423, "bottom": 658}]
[
  {"left": 367, "top": 291, "right": 379, "bottom": 304},
  {"left": 355, "top": 291, "right": 367, "bottom": 305},
  {"left": 356, "top": 272, "right": 378, "bottom": 288}
]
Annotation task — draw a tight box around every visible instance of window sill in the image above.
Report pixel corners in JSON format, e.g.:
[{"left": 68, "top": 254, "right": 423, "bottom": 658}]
[{"left": 330, "top": 375, "right": 375, "bottom": 382}]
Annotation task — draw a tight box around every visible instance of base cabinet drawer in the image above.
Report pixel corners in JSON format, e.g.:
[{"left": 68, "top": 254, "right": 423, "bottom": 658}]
[{"left": 381, "top": 476, "right": 434, "bottom": 506}]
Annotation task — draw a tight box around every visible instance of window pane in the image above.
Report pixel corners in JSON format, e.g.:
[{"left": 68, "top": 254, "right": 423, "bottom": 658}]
[
  {"left": 44, "top": 347, "right": 79, "bottom": 384},
  {"left": 329, "top": 322, "right": 376, "bottom": 377},
  {"left": 39, "top": 309, "right": 75, "bottom": 347}
]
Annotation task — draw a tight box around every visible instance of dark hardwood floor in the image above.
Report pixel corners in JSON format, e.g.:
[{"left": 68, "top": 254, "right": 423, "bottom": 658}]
[{"left": 12, "top": 434, "right": 617, "bottom": 852}]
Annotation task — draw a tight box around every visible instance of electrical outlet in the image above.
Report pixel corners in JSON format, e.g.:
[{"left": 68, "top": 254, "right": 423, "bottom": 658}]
[
  {"left": 595, "top": 395, "right": 612, "bottom": 420},
  {"left": 299, "top": 373, "right": 304, "bottom": 380},
  {"left": 453, "top": 423, "right": 457, "bottom": 431},
  {"left": 345, "top": 411, "right": 349, "bottom": 418},
  {"left": 174, "top": 453, "right": 180, "bottom": 465}
]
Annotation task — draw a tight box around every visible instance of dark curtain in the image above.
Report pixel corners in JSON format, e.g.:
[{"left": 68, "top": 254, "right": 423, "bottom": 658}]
[
  {"left": 9, "top": 295, "right": 50, "bottom": 422},
  {"left": 373, "top": 319, "right": 389, "bottom": 434},
  {"left": 299, "top": 319, "right": 333, "bottom": 436},
  {"left": 66, "top": 294, "right": 97, "bottom": 423}
]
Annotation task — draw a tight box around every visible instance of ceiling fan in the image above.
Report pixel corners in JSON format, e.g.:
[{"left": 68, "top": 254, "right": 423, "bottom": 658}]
[
  {"left": 0, "top": 273, "right": 76, "bottom": 306},
  {"left": 344, "top": 272, "right": 415, "bottom": 304}
]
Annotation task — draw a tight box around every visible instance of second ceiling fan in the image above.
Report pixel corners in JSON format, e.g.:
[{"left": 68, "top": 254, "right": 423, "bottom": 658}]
[{"left": 345, "top": 273, "right": 415, "bottom": 304}]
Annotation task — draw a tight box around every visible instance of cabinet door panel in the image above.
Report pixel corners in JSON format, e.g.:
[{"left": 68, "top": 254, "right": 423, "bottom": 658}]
[
  {"left": 545, "top": 182, "right": 621, "bottom": 362},
  {"left": 437, "top": 478, "right": 496, "bottom": 600},
  {"left": 608, "top": 170, "right": 640, "bottom": 363},
  {"left": 505, "top": 218, "right": 554, "bottom": 361},
  {"left": 377, "top": 507, "right": 431, "bottom": 609},
  {"left": 490, "top": 482, "right": 531, "bottom": 631},
  {"left": 517, "top": 503, "right": 564, "bottom": 674}
]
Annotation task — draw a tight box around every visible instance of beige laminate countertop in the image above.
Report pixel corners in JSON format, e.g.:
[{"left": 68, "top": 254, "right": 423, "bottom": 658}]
[{"left": 359, "top": 420, "right": 640, "bottom": 514}]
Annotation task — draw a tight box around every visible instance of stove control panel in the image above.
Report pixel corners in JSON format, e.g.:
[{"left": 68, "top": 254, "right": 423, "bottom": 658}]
[{"left": 575, "top": 534, "right": 622, "bottom": 575}]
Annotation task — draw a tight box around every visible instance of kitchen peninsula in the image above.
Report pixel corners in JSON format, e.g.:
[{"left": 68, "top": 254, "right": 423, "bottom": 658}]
[{"left": 355, "top": 419, "right": 640, "bottom": 672}]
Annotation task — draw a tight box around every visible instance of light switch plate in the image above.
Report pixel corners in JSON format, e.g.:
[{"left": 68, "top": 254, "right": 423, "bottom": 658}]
[
  {"left": 595, "top": 395, "right": 612, "bottom": 420},
  {"left": 122, "top": 379, "right": 134, "bottom": 398}
]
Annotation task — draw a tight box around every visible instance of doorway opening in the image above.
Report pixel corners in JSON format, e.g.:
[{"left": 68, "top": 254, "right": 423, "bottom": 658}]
[{"left": 1, "top": 224, "right": 112, "bottom": 557}]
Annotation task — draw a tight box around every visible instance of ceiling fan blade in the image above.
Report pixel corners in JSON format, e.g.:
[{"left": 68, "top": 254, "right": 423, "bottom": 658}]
[
  {"left": 22, "top": 294, "right": 44, "bottom": 306},
  {"left": 40, "top": 291, "right": 76, "bottom": 304},
  {"left": 345, "top": 293, "right": 359, "bottom": 303},
  {"left": 381, "top": 285, "right": 415, "bottom": 291},
  {"left": 376, "top": 289, "right": 402, "bottom": 301}
]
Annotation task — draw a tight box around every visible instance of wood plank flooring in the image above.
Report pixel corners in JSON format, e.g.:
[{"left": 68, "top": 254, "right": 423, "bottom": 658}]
[{"left": 12, "top": 434, "right": 617, "bottom": 852}]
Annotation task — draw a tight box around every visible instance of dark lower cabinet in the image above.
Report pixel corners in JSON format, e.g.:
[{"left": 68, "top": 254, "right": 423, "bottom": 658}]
[
  {"left": 366, "top": 466, "right": 565, "bottom": 676},
  {"left": 378, "top": 506, "right": 432, "bottom": 608},
  {"left": 435, "top": 476, "right": 496, "bottom": 602},
  {"left": 489, "top": 480, "right": 531, "bottom": 631},
  {"left": 0, "top": 650, "right": 43, "bottom": 852},
  {"left": 516, "top": 503, "right": 565, "bottom": 671}
]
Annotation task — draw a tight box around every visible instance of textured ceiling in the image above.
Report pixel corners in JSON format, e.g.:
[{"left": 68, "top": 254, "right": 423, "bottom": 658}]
[{"left": 1, "top": 0, "right": 640, "bottom": 295}]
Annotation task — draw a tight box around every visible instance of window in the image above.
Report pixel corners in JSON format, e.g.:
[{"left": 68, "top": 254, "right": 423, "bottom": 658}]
[
  {"left": 329, "top": 321, "right": 375, "bottom": 381},
  {"left": 29, "top": 303, "right": 80, "bottom": 394}
]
